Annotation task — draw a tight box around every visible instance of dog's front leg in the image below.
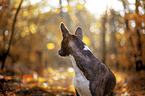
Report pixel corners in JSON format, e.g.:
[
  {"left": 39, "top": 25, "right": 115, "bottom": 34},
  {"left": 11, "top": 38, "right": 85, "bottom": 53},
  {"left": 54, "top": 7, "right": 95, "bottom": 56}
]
[{"left": 75, "top": 89, "right": 80, "bottom": 96}]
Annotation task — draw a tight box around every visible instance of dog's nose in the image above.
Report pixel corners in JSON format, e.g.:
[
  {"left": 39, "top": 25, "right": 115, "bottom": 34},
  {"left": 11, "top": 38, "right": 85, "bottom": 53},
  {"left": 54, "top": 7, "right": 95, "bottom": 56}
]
[
  {"left": 58, "top": 49, "right": 63, "bottom": 56},
  {"left": 58, "top": 48, "right": 65, "bottom": 56}
]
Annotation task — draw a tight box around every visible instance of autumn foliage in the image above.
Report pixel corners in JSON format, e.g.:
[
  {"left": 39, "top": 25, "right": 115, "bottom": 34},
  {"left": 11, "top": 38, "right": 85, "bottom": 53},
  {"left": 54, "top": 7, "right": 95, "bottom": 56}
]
[{"left": 0, "top": 0, "right": 145, "bottom": 95}]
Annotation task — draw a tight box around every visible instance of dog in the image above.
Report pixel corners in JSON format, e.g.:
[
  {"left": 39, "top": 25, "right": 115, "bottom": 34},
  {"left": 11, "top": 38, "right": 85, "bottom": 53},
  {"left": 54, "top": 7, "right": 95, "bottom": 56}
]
[{"left": 58, "top": 23, "right": 116, "bottom": 96}]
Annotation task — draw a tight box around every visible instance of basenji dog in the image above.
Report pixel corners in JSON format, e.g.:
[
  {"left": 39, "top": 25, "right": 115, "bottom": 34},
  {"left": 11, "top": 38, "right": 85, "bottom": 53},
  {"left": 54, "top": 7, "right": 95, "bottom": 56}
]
[{"left": 58, "top": 23, "right": 116, "bottom": 96}]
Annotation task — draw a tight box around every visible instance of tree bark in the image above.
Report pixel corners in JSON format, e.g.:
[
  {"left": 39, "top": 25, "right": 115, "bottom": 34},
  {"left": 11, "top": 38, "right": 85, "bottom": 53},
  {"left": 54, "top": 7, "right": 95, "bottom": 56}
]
[
  {"left": 1, "top": 0, "right": 23, "bottom": 70},
  {"left": 109, "top": 9, "right": 119, "bottom": 70},
  {"left": 101, "top": 14, "right": 107, "bottom": 64},
  {"left": 135, "top": 0, "right": 144, "bottom": 71}
]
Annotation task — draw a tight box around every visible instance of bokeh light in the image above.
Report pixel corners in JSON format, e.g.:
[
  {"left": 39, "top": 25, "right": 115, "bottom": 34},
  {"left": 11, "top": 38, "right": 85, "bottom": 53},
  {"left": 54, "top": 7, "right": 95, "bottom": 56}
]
[{"left": 47, "top": 43, "right": 55, "bottom": 50}]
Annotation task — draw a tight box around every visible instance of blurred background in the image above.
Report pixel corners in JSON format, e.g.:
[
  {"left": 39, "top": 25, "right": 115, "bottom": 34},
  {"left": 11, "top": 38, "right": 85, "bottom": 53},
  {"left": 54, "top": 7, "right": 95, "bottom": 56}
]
[{"left": 0, "top": 0, "right": 145, "bottom": 95}]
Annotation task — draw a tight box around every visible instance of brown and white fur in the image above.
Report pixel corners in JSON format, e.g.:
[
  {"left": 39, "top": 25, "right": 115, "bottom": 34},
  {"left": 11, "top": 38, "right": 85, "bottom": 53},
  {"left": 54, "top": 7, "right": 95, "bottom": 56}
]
[{"left": 58, "top": 23, "right": 116, "bottom": 96}]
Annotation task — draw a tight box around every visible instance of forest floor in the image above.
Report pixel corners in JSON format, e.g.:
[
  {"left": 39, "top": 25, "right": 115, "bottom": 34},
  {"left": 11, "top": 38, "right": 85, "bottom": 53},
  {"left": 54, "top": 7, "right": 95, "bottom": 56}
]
[{"left": 0, "top": 67, "right": 144, "bottom": 96}]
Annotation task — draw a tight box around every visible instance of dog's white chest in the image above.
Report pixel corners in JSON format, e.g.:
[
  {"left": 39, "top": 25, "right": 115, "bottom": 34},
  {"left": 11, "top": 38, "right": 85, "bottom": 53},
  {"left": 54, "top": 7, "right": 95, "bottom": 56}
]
[{"left": 69, "top": 55, "right": 92, "bottom": 96}]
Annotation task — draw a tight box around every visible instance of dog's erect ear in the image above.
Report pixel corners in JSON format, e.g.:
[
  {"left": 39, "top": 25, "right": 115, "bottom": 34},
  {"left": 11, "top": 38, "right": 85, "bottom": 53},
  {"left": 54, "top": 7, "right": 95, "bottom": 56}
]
[
  {"left": 61, "top": 23, "right": 70, "bottom": 37},
  {"left": 75, "top": 27, "right": 83, "bottom": 40}
]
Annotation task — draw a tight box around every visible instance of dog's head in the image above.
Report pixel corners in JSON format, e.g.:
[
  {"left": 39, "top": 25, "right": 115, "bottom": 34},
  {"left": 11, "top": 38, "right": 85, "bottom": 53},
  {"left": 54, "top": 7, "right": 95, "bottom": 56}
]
[{"left": 58, "top": 23, "right": 85, "bottom": 57}]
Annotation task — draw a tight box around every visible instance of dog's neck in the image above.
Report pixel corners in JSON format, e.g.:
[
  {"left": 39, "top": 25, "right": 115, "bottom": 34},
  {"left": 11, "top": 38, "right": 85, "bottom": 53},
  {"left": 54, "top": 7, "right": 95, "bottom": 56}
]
[
  {"left": 68, "top": 40, "right": 103, "bottom": 80},
  {"left": 69, "top": 40, "right": 95, "bottom": 61}
]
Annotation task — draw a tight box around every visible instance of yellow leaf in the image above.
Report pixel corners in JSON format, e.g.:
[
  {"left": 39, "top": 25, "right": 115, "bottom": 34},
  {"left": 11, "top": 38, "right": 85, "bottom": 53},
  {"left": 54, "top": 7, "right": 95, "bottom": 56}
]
[
  {"left": 66, "top": 6, "right": 71, "bottom": 11},
  {"left": 122, "top": 88, "right": 126, "bottom": 92},
  {"left": 57, "top": 86, "right": 62, "bottom": 89},
  {"left": 97, "top": 23, "right": 101, "bottom": 28},
  {"left": 48, "top": 67, "right": 53, "bottom": 72},
  {"left": 38, "top": 77, "right": 44, "bottom": 82},
  {"left": 56, "top": 9, "right": 60, "bottom": 14},
  {"left": 47, "top": 43, "right": 55, "bottom": 50},
  {"left": 21, "top": 31, "right": 26, "bottom": 37},
  {"left": 83, "top": 36, "right": 90, "bottom": 46},
  {"left": 30, "top": 24, "right": 36, "bottom": 33},
  {"left": 77, "top": 4, "right": 83, "bottom": 10},
  {"left": 8, "top": 19, "right": 13, "bottom": 24}
]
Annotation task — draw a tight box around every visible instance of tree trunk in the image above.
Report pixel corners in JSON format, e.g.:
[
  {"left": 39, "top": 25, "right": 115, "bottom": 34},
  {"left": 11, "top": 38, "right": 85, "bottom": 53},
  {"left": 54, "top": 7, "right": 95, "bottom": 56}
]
[
  {"left": 1, "top": 0, "right": 23, "bottom": 70},
  {"left": 101, "top": 14, "right": 107, "bottom": 63},
  {"left": 35, "top": 51, "right": 43, "bottom": 75},
  {"left": 109, "top": 9, "right": 119, "bottom": 70},
  {"left": 135, "top": 0, "right": 144, "bottom": 71}
]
